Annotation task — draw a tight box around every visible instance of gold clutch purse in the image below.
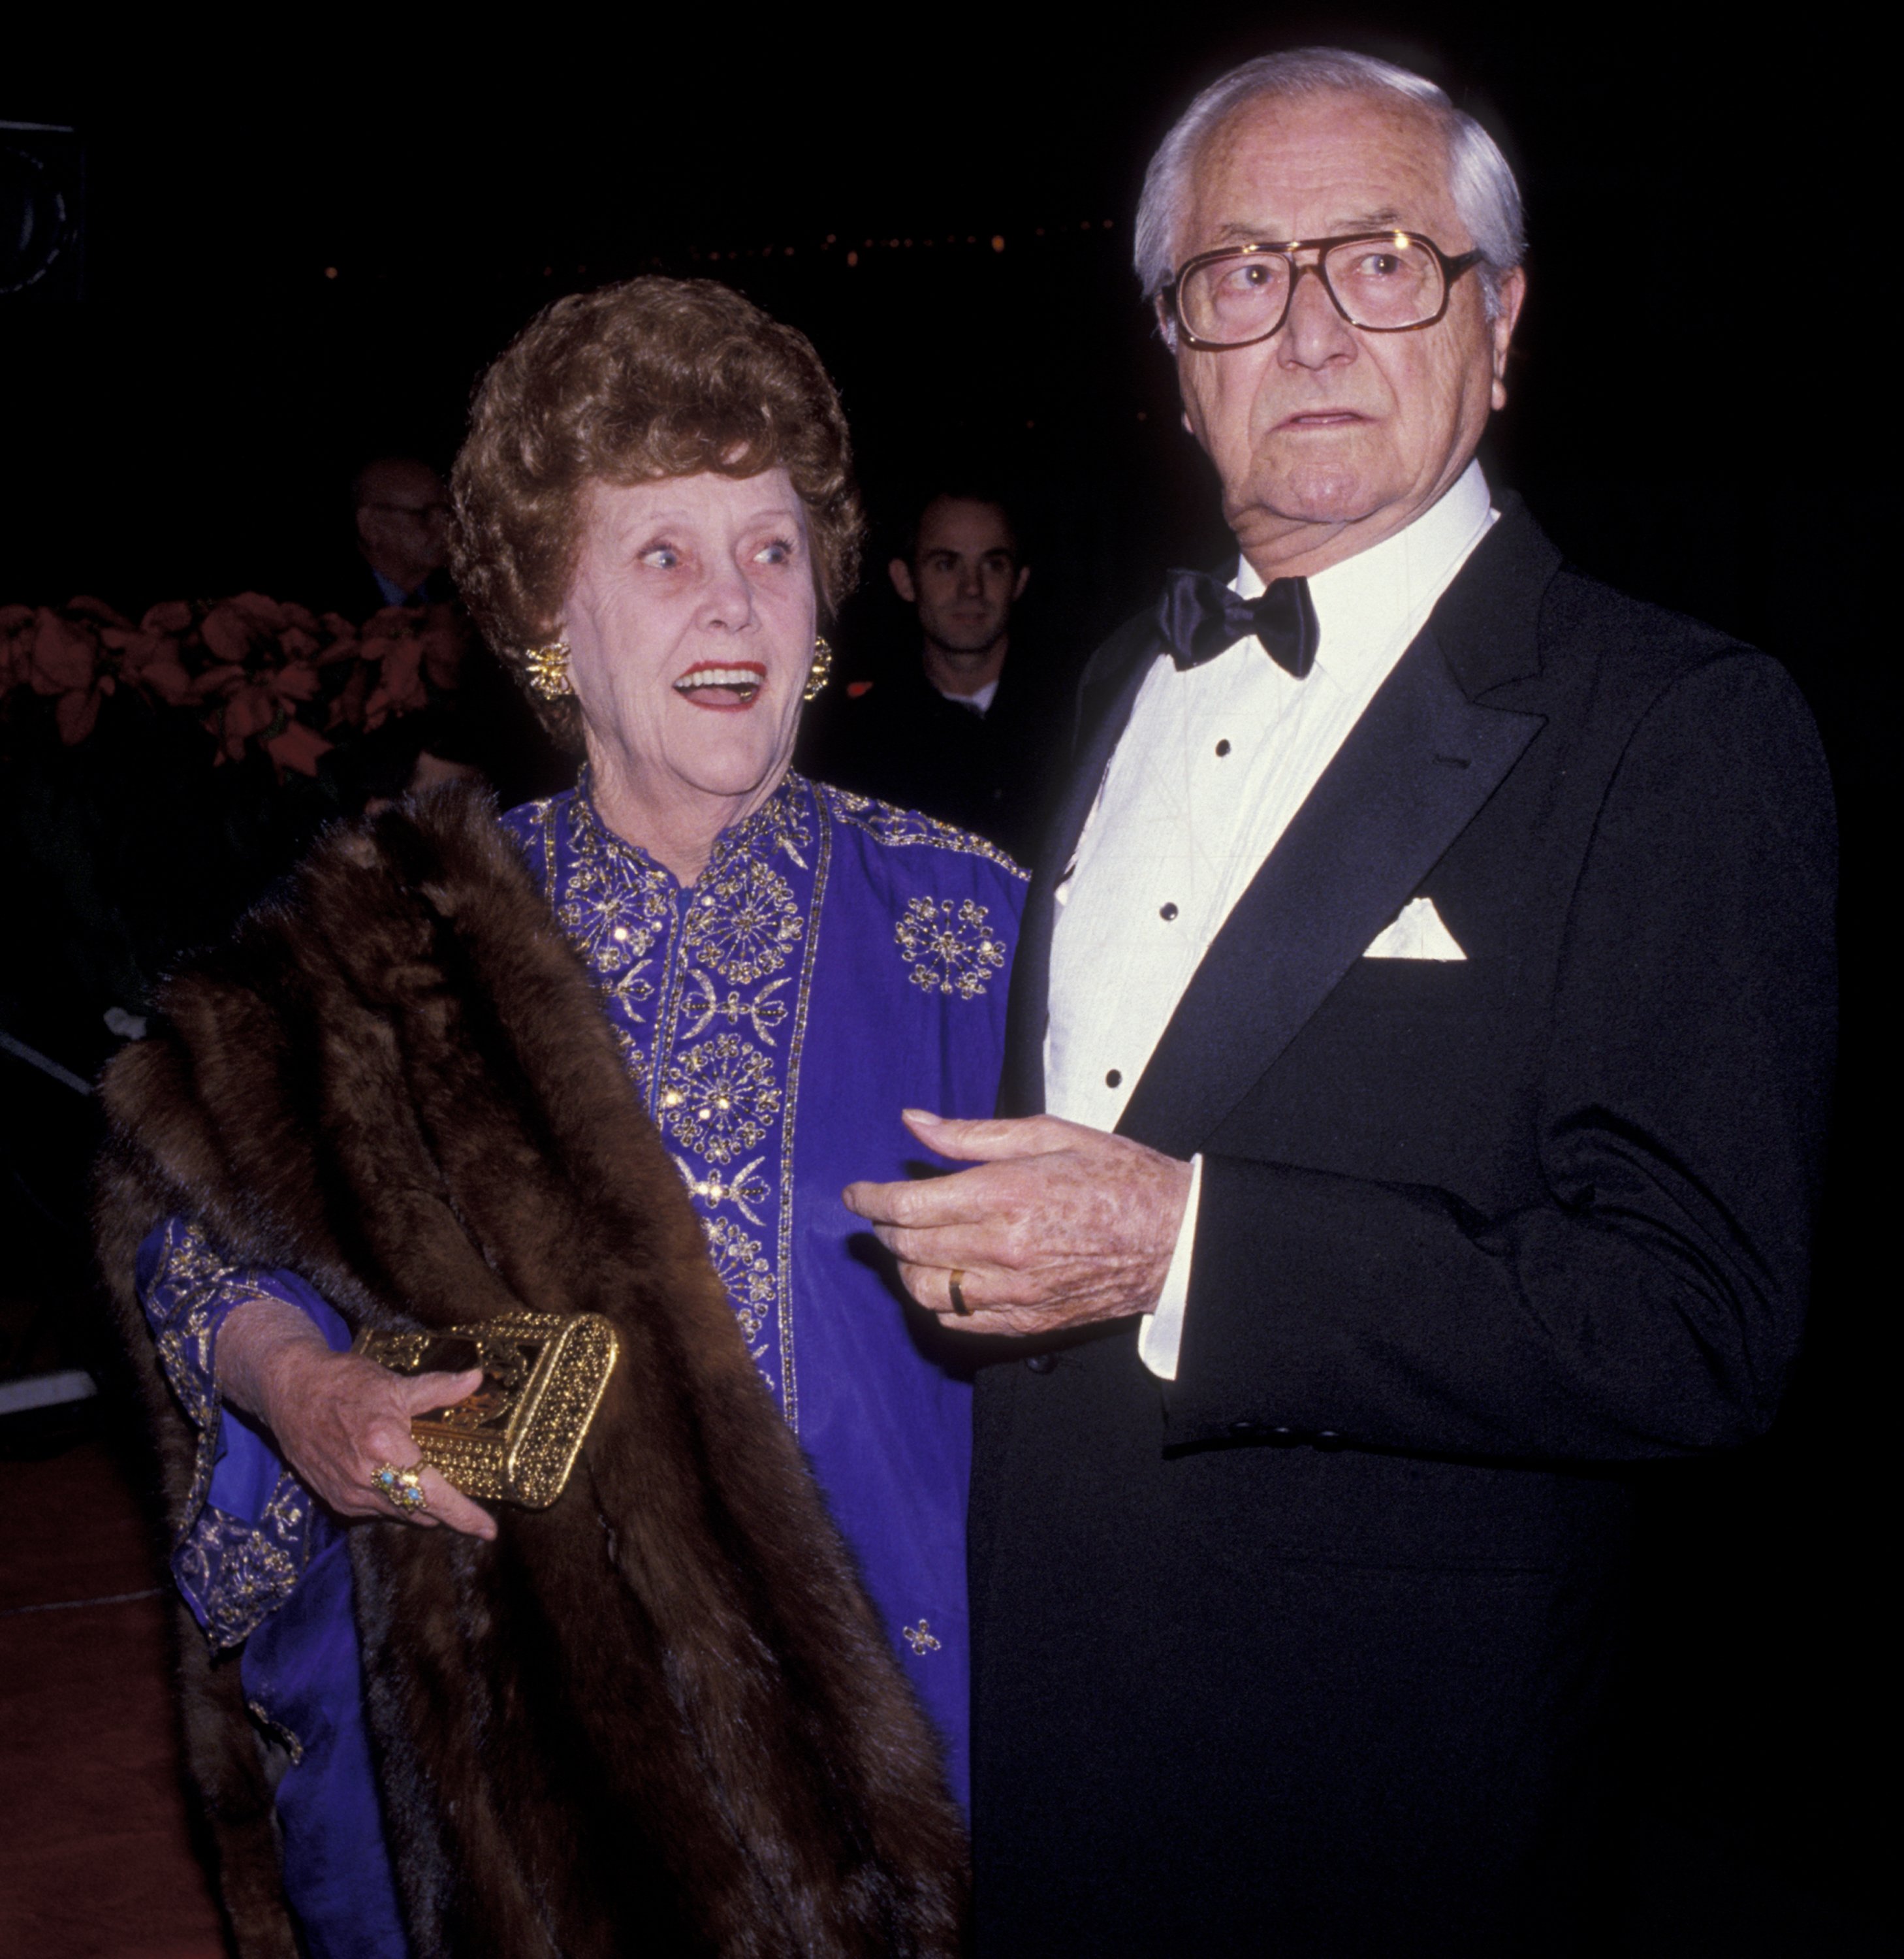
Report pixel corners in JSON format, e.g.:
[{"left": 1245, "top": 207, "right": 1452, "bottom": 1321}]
[{"left": 353, "top": 1311, "right": 620, "bottom": 1508}]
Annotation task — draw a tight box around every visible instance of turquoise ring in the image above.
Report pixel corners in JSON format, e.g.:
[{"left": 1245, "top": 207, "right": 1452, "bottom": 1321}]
[{"left": 370, "top": 1461, "right": 429, "bottom": 1516}]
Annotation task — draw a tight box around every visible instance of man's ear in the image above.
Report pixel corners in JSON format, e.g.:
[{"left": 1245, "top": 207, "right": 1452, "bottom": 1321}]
[
  {"left": 1154, "top": 294, "right": 1177, "bottom": 352},
  {"left": 1012, "top": 565, "right": 1030, "bottom": 601},
  {"left": 888, "top": 557, "right": 918, "bottom": 604},
  {"left": 1490, "top": 266, "right": 1527, "bottom": 410}
]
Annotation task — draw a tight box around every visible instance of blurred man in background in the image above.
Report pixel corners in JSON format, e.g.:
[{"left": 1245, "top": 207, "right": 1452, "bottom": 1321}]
[
  {"left": 806, "top": 488, "right": 1059, "bottom": 861},
  {"left": 348, "top": 454, "right": 454, "bottom": 610},
  {"left": 313, "top": 453, "right": 565, "bottom": 810}
]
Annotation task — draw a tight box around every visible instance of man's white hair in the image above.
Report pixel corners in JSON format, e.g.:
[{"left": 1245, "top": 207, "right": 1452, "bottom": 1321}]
[{"left": 1134, "top": 47, "right": 1525, "bottom": 328}]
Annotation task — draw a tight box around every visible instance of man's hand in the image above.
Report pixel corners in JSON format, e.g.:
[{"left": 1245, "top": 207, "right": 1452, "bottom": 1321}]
[
  {"left": 217, "top": 1298, "right": 498, "bottom": 1540},
  {"left": 842, "top": 1110, "right": 1193, "bottom": 1337}
]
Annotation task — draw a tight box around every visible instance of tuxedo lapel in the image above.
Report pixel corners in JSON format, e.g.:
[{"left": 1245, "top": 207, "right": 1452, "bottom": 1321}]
[
  {"left": 1000, "top": 616, "right": 1162, "bottom": 1116},
  {"left": 1115, "top": 628, "right": 1544, "bottom": 1157}
]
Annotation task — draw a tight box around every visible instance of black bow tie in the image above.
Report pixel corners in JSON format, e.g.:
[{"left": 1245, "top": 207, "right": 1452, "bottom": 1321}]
[{"left": 1157, "top": 567, "right": 1320, "bottom": 678}]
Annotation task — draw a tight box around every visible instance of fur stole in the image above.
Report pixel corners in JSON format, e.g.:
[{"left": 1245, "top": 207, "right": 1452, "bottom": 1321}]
[{"left": 94, "top": 786, "right": 968, "bottom": 1958}]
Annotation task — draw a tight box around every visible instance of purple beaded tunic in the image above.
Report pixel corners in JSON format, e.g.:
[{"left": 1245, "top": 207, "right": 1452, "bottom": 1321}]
[{"left": 138, "top": 774, "right": 1023, "bottom": 1955}]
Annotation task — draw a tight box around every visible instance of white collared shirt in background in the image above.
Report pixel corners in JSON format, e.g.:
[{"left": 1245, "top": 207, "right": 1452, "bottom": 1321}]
[
  {"left": 1043, "top": 460, "right": 1498, "bottom": 1379},
  {"left": 940, "top": 676, "right": 1000, "bottom": 716}
]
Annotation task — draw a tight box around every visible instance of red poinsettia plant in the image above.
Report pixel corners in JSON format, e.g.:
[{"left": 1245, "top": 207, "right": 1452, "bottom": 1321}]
[{"left": 0, "top": 593, "right": 472, "bottom": 776}]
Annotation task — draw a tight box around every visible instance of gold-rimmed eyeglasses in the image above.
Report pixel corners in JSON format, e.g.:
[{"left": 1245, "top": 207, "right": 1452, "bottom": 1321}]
[{"left": 1161, "top": 232, "right": 1485, "bottom": 349}]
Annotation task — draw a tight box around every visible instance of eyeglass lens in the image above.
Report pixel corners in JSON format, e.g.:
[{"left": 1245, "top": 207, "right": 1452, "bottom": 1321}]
[{"left": 1179, "top": 237, "right": 1448, "bottom": 343}]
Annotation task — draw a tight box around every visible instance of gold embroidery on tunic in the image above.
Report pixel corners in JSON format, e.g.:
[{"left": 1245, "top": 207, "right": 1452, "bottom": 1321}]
[
  {"left": 684, "top": 856, "right": 804, "bottom": 983},
  {"left": 775, "top": 788, "right": 831, "bottom": 1432},
  {"left": 702, "top": 1216, "right": 778, "bottom": 1354},
  {"left": 520, "top": 775, "right": 831, "bottom": 1421},
  {"left": 682, "top": 968, "right": 791, "bottom": 1045},
  {"left": 822, "top": 783, "right": 1030, "bottom": 880},
  {"left": 660, "top": 1032, "right": 783, "bottom": 1164},
  {"left": 674, "top": 1153, "right": 772, "bottom": 1225},
  {"left": 896, "top": 895, "right": 1009, "bottom": 999},
  {"left": 247, "top": 1700, "right": 306, "bottom": 1764},
  {"left": 142, "top": 1220, "right": 325, "bottom": 1647}
]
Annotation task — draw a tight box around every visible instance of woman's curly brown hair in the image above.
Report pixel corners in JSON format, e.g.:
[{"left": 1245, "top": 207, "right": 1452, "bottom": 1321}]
[{"left": 451, "top": 277, "right": 865, "bottom": 745}]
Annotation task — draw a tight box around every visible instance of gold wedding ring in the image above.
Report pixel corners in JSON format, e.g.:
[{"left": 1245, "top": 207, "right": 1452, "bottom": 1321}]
[{"left": 948, "top": 1269, "right": 972, "bottom": 1317}]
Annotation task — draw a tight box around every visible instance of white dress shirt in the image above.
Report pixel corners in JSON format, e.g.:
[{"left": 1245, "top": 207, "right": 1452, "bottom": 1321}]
[
  {"left": 939, "top": 676, "right": 1000, "bottom": 716},
  {"left": 1044, "top": 460, "right": 1498, "bottom": 1378}
]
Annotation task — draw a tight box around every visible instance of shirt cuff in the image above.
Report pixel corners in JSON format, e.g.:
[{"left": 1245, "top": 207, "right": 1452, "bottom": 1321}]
[
  {"left": 135, "top": 1217, "right": 345, "bottom": 1648},
  {"left": 1137, "top": 1153, "right": 1201, "bottom": 1381}
]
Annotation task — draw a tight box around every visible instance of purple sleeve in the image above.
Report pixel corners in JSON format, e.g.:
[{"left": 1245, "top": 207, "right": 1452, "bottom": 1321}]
[{"left": 136, "top": 1217, "right": 349, "bottom": 1649}]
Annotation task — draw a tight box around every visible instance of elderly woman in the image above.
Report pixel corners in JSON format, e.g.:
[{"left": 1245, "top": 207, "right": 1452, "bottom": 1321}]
[{"left": 97, "top": 280, "right": 1023, "bottom": 1959}]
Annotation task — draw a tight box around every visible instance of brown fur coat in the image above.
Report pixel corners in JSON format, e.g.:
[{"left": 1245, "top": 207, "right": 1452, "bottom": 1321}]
[{"left": 94, "top": 786, "right": 968, "bottom": 1959}]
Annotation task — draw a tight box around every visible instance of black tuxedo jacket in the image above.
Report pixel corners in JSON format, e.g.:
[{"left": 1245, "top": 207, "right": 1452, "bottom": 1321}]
[{"left": 970, "top": 500, "right": 1836, "bottom": 1957}]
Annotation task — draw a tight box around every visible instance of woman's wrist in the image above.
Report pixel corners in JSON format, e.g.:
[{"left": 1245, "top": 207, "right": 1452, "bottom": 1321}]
[{"left": 214, "top": 1296, "right": 337, "bottom": 1427}]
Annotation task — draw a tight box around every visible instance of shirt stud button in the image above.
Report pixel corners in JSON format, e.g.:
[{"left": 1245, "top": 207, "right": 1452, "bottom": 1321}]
[
  {"left": 1159, "top": 902, "right": 1179, "bottom": 921},
  {"left": 1105, "top": 1068, "right": 1122, "bottom": 1089},
  {"left": 1215, "top": 739, "right": 1231, "bottom": 757}
]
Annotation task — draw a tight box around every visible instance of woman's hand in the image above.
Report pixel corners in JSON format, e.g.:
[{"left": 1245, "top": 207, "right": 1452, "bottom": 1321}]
[{"left": 216, "top": 1297, "right": 498, "bottom": 1540}]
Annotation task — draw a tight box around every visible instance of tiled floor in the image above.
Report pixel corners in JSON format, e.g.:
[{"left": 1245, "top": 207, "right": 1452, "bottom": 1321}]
[{"left": 0, "top": 1439, "right": 225, "bottom": 1958}]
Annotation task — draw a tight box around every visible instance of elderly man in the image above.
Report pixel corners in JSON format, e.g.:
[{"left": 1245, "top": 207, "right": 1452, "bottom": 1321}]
[{"left": 845, "top": 46, "right": 1835, "bottom": 1957}]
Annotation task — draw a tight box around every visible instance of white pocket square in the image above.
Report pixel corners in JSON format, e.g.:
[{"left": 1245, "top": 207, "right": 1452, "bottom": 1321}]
[{"left": 1363, "top": 895, "right": 1467, "bottom": 962}]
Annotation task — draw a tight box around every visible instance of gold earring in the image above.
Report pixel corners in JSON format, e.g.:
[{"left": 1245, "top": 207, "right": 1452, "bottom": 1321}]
[
  {"left": 524, "top": 639, "right": 573, "bottom": 701},
  {"left": 802, "top": 635, "right": 834, "bottom": 703}
]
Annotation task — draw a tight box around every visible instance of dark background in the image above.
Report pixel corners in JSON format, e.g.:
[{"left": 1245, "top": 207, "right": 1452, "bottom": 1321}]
[{"left": 3, "top": 8, "right": 1887, "bottom": 1945}]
